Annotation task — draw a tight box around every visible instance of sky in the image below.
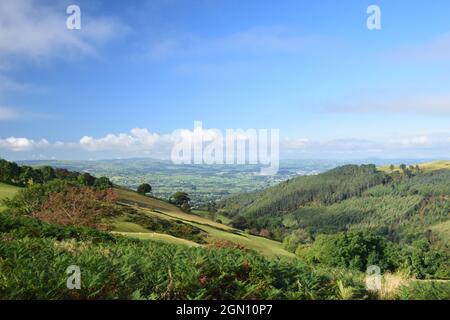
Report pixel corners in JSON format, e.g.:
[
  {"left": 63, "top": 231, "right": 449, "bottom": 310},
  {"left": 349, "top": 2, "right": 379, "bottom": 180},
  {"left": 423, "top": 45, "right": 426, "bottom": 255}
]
[{"left": 0, "top": 0, "right": 449, "bottom": 160}]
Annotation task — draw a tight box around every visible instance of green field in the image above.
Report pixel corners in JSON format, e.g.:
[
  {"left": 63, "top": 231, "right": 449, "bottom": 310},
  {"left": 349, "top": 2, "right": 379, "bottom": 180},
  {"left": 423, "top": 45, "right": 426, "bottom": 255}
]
[
  {"left": 113, "top": 188, "right": 295, "bottom": 258},
  {"left": 0, "top": 183, "right": 20, "bottom": 211}
]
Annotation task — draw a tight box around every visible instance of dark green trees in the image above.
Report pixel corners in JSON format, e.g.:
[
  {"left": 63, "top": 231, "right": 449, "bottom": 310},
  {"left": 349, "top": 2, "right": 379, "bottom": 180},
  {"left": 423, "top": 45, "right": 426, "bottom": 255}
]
[
  {"left": 302, "top": 232, "right": 391, "bottom": 271},
  {"left": 170, "top": 192, "right": 191, "bottom": 212},
  {"left": 231, "top": 215, "right": 250, "bottom": 230},
  {"left": 137, "top": 183, "right": 152, "bottom": 195},
  {"left": 78, "top": 172, "right": 96, "bottom": 186},
  {"left": 171, "top": 192, "right": 190, "bottom": 206},
  {"left": 0, "top": 159, "right": 112, "bottom": 190},
  {"left": 95, "top": 177, "right": 114, "bottom": 190}
]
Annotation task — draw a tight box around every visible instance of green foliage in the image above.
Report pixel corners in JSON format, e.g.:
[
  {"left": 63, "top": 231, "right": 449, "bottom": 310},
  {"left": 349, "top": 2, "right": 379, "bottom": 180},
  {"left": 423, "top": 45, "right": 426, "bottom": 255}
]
[
  {"left": 219, "top": 165, "right": 450, "bottom": 255},
  {"left": 41, "top": 166, "right": 56, "bottom": 182},
  {"left": 290, "top": 195, "right": 424, "bottom": 237},
  {"left": 2, "top": 179, "right": 73, "bottom": 215},
  {"left": 0, "top": 213, "right": 117, "bottom": 243},
  {"left": 94, "top": 177, "right": 114, "bottom": 190},
  {"left": 230, "top": 215, "right": 250, "bottom": 230},
  {"left": 171, "top": 192, "right": 190, "bottom": 206},
  {"left": 405, "top": 239, "right": 450, "bottom": 280},
  {"left": 366, "top": 169, "right": 450, "bottom": 197},
  {"left": 0, "top": 214, "right": 354, "bottom": 300},
  {"left": 220, "top": 165, "right": 388, "bottom": 219},
  {"left": 77, "top": 172, "right": 96, "bottom": 186},
  {"left": 0, "top": 158, "right": 113, "bottom": 190},
  {"left": 396, "top": 281, "right": 450, "bottom": 300},
  {"left": 0, "top": 160, "right": 20, "bottom": 184},
  {"left": 302, "top": 232, "right": 392, "bottom": 272},
  {"left": 299, "top": 231, "right": 449, "bottom": 280},
  {"left": 137, "top": 183, "right": 152, "bottom": 195},
  {"left": 283, "top": 229, "right": 312, "bottom": 253}
]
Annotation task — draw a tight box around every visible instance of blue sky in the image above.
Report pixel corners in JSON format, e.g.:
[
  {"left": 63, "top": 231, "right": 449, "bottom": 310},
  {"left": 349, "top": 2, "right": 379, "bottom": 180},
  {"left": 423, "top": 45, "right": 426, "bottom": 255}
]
[{"left": 0, "top": 0, "right": 449, "bottom": 160}]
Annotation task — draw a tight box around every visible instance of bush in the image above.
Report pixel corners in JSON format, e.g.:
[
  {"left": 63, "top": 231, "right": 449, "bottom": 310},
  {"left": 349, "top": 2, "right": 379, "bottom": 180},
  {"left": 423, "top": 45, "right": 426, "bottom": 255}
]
[
  {"left": 301, "top": 232, "right": 393, "bottom": 272},
  {"left": 32, "top": 187, "right": 119, "bottom": 230},
  {"left": 283, "top": 229, "right": 312, "bottom": 252},
  {"left": 137, "top": 183, "right": 152, "bottom": 195},
  {"left": 396, "top": 281, "right": 450, "bottom": 300}
]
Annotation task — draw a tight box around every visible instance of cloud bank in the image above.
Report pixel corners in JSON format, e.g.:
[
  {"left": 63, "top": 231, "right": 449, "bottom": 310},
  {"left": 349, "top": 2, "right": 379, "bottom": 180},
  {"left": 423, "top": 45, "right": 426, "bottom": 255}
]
[{"left": 1, "top": 128, "right": 449, "bottom": 160}]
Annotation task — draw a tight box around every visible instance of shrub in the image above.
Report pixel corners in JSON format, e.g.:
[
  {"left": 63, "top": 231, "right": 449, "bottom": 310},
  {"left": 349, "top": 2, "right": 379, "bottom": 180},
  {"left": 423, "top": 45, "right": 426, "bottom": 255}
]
[
  {"left": 301, "top": 232, "right": 392, "bottom": 272},
  {"left": 137, "top": 183, "right": 152, "bottom": 195},
  {"left": 32, "top": 187, "right": 119, "bottom": 230},
  {"left": 396, "top": 281, "right": 450, "bottom": 300}
]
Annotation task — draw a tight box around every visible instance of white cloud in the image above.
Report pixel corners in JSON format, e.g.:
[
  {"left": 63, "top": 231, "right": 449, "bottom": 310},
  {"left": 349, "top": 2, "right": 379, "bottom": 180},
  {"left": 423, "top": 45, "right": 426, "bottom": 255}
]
[
  {"left": 1, "top": 128, "right": 449, "bottom": 160},
  {"left": 79, "top": 126, "right": 226, "bottom": 156},
  {"left": 0, "top": 0, "right": 128, "bottom": 122},
  {"left": 0, "top": 137, "right": 49, "bottom": 151},
  {"left": 0, "top": 0, "right": 127, "bottom": 62},
  {"left": 80, "top": 128, "right": 172, "bottom": 154}
]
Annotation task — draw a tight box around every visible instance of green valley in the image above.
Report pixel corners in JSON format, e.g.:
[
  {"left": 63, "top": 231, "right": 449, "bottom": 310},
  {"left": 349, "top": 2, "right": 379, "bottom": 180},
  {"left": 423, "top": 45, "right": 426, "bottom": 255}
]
[{"left": 0, "top": 158, "right": 449, "bottom": 300}]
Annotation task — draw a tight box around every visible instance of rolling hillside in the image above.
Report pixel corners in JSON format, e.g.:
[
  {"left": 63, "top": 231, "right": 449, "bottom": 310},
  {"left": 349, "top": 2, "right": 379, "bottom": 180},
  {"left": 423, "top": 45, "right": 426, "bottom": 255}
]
[
  {"left": 218, "top": 164, "right": 388, "bottom": 220},
  {"left": 0, "top": 156, "right": 293, "bottom": 259},
  {"left": 218, "top": 162, "right": 450, "bottom": 243},
  {"left": 112, "top": 188, "right": 295, "bottom": 258}
]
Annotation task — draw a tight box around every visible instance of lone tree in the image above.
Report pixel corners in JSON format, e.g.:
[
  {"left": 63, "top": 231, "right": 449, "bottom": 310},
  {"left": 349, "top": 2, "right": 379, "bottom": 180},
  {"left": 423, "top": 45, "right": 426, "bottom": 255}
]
[
  {"left": 137, "top": 183, "right": 152, "bottom": 195},
  {"left": 171, "top": 192, "right": 190, "bottom": 206},
  {"left": 171, "top": 192, "right": 191, "bottom": 213}
]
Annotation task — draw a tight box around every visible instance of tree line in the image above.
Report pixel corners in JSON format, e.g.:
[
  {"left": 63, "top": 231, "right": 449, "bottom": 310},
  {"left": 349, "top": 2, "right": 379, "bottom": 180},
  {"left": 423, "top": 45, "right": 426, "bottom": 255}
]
[{"left": 0, "top": 159, "right": 113, "bottom": 189}]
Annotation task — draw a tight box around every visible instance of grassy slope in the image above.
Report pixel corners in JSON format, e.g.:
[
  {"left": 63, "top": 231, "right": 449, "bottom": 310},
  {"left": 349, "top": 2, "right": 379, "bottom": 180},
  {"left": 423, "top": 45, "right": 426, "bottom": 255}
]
[
  {"left": 192, "top": 209, "right": 232, "bottom": 225},
  {"left": 418, "top": 161, "right": 450, "bottom": 171},
  {"left": 379, "top": 160, "right": 450, "bottom": 173},
  {"left": 112, "top": 231, "right": 202, "bottom": 247},
  {"left": 114, "top": 188, "right": 294, "bottom": 258},
  {"left": 0, "top": 183, "right": 20, "bottom": 210}
]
